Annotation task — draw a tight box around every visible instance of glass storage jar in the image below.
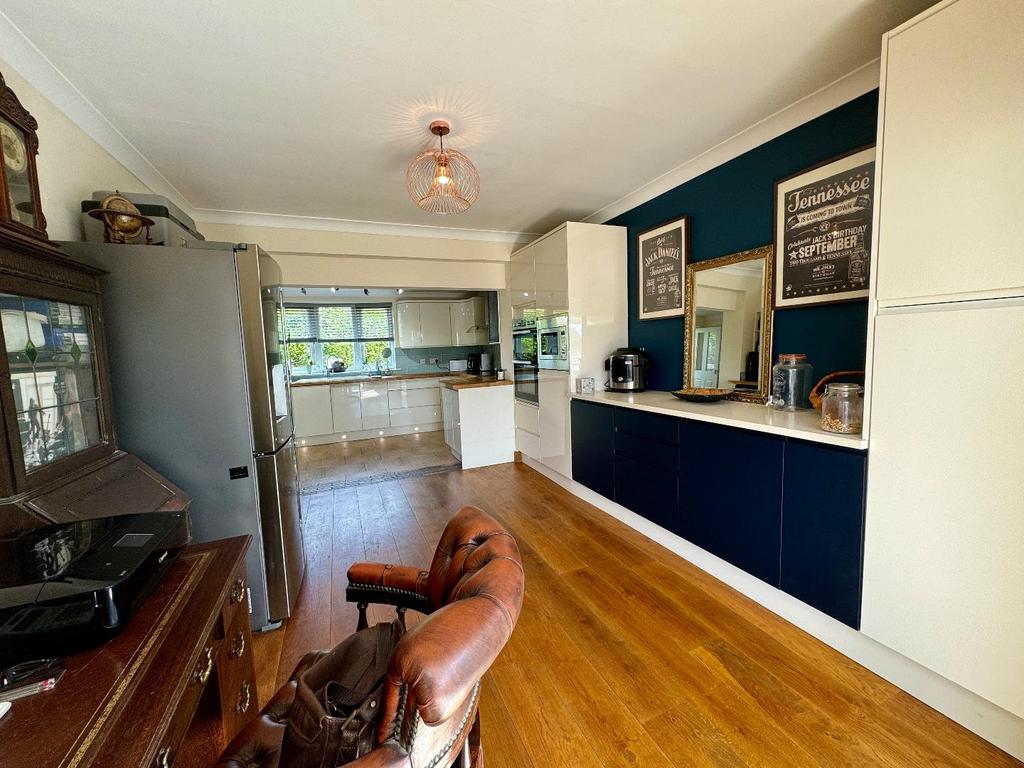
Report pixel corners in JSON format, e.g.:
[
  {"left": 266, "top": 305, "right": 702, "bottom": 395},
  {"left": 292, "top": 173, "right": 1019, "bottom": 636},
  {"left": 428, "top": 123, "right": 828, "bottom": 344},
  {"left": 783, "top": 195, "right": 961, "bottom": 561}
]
[
  {"left": 771, "top": 353, "right": 813, "bottom": 411},
  {"left": 820, "top": 382, "right": 864, "bottom": 434}
]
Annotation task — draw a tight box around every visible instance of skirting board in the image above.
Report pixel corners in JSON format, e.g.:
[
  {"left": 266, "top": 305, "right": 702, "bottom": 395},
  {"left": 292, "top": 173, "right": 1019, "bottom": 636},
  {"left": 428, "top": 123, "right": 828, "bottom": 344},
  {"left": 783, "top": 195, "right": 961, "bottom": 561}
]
[{"left": 521, "top": 456, "right": 1024, "bottom": 760}]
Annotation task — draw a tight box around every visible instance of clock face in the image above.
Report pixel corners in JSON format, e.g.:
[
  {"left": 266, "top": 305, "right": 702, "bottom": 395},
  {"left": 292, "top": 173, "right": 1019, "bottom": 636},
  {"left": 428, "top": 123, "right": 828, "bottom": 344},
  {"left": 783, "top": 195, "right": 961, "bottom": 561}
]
[{"left": 1, "top": 122, "right": 28, "bottom": 174}]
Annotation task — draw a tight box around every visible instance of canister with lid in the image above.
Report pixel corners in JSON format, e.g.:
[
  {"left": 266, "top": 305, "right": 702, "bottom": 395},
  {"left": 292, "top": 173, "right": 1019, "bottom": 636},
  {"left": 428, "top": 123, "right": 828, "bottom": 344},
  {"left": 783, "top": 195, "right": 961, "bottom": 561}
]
[
  {"left": 771, "top": 353, "right": 813, "bottom": 411},
  {"left": 820, "top": 382, "right": 864, "bottom": 433}
]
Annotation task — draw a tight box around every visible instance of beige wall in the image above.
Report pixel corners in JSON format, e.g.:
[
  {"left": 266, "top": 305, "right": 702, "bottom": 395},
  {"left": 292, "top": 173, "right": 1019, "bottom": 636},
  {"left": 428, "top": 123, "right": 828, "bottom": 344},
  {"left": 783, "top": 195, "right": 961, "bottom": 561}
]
[
  {"left": 0, "top": 55, "right": 153, "bottom": 242},
  {"left": 199, "top": 222, "right": 514, "bottom": 291}
]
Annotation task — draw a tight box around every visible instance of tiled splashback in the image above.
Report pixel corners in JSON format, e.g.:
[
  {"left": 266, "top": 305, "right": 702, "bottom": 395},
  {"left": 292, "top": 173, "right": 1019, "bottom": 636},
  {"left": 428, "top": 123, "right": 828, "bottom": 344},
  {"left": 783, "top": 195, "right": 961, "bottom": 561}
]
[{"left": 392, "top": 344, "right": 496, "bottom": 373}]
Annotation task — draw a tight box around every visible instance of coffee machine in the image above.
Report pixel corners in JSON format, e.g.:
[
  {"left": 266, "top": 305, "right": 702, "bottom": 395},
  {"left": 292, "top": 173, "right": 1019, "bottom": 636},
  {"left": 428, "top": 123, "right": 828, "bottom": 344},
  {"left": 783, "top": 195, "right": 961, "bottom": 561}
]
[
  {"left": 466, "top": 352, "right": 494, "bottom": 375},
  {"left": 605, "top": 348, "right": 650, "bottom": 392}
]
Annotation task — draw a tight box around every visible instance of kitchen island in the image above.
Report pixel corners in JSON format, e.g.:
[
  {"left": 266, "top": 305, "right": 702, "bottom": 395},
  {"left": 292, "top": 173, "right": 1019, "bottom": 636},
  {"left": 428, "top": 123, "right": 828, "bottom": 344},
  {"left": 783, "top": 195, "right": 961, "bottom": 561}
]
[{"left": 440, "top": 375, "right": 515, "bottom": 469}]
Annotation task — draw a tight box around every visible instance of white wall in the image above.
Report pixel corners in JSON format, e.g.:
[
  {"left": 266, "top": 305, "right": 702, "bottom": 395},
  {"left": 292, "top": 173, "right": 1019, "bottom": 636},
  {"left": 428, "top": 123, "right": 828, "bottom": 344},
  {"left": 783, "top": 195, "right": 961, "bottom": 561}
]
[{"left": 0, "top": 55, "right": 152, "bottom": 242}]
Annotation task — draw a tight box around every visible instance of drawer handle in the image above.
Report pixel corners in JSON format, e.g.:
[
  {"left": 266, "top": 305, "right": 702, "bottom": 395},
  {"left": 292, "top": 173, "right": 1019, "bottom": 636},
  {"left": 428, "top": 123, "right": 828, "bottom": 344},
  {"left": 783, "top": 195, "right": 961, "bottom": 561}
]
[
  {"left": 155, "top": 746, "right": 173, "bottom": 768},
  {"left": 193, "top": 645, "right": 214, "bottom": 685},
  {"left": 230, "top": 578, "right": 247, "bottom": 605},
  {"left": 236, "top": 681, "right": 252, "bottom": 714},
  {"left": 230, "top": 630, "right": 246, "bottom": 659}
]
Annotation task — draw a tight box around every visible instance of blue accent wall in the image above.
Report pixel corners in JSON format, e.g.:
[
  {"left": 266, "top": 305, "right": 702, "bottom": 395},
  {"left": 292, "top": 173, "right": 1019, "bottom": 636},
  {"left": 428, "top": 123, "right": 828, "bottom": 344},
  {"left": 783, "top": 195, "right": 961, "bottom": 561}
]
[{"left": 609, "top": 92, "right": 878, "bottom": 391}]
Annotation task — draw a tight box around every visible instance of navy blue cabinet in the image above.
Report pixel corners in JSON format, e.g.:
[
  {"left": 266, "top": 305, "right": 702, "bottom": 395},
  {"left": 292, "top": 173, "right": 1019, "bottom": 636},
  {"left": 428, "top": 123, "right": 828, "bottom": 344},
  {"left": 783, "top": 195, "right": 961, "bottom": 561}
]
[
  {"left": 780, "top": 440, "right": 867, "bottom": 628},
  {"left": 678, "top": 422, "right": 785, "bottom": 586},
  {"left": 568, "top": 399, "right": 867, "bottom": 628},
  {"left": 570, "top": 400, "right": 615, "bottom": 499},
  {"left": 613, "top": 408, "right": 680, "bottom": 532}
]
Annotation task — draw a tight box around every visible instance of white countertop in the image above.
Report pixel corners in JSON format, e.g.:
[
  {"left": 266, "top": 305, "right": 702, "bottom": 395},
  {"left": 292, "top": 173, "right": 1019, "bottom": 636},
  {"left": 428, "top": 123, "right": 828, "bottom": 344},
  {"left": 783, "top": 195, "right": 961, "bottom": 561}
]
[{"left": 571, "top": 390, "right": 868, "bottom": 450}]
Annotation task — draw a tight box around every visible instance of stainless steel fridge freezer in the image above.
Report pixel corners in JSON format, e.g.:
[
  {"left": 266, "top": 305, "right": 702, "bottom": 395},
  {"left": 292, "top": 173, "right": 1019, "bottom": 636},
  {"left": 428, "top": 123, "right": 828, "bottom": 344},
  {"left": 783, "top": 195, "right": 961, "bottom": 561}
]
[{"left": 58, "top": 239, "right": 305, "bottom": 630}]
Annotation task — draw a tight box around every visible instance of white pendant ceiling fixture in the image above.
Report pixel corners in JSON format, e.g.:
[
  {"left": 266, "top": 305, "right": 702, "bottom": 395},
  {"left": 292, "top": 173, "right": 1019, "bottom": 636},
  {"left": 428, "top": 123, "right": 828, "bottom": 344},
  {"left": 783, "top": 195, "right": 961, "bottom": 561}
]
[{"left": 406, "top": 120, "right": 480, "bottom": 215}]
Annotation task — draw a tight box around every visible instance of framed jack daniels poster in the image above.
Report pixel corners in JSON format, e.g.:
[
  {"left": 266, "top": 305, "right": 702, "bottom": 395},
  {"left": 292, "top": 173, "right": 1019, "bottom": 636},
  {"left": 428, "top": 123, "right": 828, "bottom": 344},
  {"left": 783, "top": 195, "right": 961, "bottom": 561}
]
[
  {"left": 774, "top": 146, "right": 875, "bottom": 308},
  {"left": 638, "top": 215, "right": 689, "bottom": 320}
]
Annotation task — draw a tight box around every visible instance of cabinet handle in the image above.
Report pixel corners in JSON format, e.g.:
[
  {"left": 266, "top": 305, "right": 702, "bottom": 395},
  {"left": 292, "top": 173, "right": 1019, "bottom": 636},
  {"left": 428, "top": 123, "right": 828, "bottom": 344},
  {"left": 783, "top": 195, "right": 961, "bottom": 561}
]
[
  {"left": 236, "top": 681, "right": 252, "bottom": 714},
  {"left": 193, "top": 645, "right": 214, "bottom": 685},
  {"left": 229, "top": 578, "right": 246, "bottom": 605},
  {"left": 155, "top": 746, "right": 173, "bottom": 768},
  {"left": 230, "top": 630, "right": 246, "bottom": 659}
]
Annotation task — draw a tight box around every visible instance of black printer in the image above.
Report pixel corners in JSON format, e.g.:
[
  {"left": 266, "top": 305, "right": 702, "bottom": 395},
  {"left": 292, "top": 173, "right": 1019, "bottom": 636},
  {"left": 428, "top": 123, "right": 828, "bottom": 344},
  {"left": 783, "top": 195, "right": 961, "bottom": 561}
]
[{"left": 0, "top": 512, "right": 189, "bottom": 664}]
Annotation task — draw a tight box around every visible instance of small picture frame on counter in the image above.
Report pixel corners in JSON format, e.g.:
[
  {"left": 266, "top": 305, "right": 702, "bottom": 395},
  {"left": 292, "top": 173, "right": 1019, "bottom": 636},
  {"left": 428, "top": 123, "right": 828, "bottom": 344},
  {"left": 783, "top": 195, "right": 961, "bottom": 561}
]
[
  {"left": 576, "top": 377, "right": 595, "bottom": 395},
  {"left": 637, "top": 215, "right": 689, "bottom": 320}
]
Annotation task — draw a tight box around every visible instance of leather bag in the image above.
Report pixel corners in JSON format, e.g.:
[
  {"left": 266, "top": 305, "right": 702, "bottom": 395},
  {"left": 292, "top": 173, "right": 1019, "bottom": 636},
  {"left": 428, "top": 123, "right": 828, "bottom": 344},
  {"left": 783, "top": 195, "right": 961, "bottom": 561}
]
[{"left": 279, "top": 620, "right": 404, "bottom": 767}]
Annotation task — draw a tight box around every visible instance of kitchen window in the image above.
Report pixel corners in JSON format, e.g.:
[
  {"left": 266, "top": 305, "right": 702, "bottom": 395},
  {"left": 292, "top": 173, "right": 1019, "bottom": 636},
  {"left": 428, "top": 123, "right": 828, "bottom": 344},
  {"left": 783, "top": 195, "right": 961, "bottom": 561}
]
[{"left": 283, "top": 304, "right": 394, "bottom": 375}]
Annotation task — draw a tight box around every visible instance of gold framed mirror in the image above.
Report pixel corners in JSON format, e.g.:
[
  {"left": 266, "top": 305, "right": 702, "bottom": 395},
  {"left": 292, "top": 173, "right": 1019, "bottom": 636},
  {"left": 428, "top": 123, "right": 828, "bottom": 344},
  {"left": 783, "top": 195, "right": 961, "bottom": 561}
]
[{"left": 682, "top": 245, "right": 774, "bottom": 403}]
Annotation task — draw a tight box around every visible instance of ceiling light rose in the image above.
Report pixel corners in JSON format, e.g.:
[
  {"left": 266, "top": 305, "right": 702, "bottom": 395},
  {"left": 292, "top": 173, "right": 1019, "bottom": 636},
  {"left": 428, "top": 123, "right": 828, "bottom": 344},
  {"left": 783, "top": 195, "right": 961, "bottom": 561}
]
[{"left": 406, "top": 120, "right": 480, "bottom": 215}]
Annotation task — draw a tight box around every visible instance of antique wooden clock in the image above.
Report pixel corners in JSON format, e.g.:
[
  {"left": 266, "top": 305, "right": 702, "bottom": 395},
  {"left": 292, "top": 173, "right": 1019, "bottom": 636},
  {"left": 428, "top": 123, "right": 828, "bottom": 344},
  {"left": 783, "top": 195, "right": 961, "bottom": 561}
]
[{"left": 0, "top": 71, "right": 189, "bottom": 535}]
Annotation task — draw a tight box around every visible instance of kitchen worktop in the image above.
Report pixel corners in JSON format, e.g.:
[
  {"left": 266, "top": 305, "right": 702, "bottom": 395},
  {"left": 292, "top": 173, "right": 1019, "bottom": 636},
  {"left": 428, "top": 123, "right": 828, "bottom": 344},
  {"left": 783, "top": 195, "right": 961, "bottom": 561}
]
[
  {"left": 572, "top": 389, "right": 868, "bottom": 450},
  {"left": 292, "top": 372, "right": 455, "bottom": 387},
  {"left": 441, "top": 375, "right": 514, "bottom": 391}
]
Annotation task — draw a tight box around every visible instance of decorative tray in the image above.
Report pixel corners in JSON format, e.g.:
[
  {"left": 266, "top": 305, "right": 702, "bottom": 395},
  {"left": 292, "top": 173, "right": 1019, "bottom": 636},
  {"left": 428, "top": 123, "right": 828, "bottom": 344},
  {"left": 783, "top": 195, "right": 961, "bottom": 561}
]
[{"left": 670, "top": 388, "right": 732, "bottom": 403}]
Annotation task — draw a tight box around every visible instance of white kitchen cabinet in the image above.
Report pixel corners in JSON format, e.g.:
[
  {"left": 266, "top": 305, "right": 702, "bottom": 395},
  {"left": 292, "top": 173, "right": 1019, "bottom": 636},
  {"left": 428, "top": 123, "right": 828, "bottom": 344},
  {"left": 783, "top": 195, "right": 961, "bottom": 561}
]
[
  {"left": 389, "top": 404, "right": 443, "bottom": 428},
  {"left": 419, "top": 302, "right": 453, "bottom": 346},
  {"left": 873, "top": 0, "right": 1024, "bottom": 303},
  {"left": 292, "top": 385, "right": 333, "bottom": 437},
  {"left": 514, "top": 400, "right": 540, "bottom": 460},
  {"left": 538, "top": 370, "right": 570, "bottom": 476},
  {"left": 359, "top": 381, "right": 390, "bottom": 430},
  {"left": 330, "top": 383, "right": 363, "bottom": 433},
  {"left": 441, "top": 386, "right": 461, "bottom": 458},
  {"left": 387, "top": 378, "right": 442, "bottom": 429},
  {"left": 532, "top": 227, "right": 568, "bottom": 315},
  {"left": 387, "top": 386, "right": 440, "bottom": 410},
  {"left": 509, "top": 249, "right": 536, "bottom": 316},
  {"left": 450, "top": 298, "right": 489, "bottom": 346},
  {"left": 862, "top": 300, "right": 1024, "bottom": 719},
  {"left": 395, "top": 302, "right": 422, "bottom": 348}
]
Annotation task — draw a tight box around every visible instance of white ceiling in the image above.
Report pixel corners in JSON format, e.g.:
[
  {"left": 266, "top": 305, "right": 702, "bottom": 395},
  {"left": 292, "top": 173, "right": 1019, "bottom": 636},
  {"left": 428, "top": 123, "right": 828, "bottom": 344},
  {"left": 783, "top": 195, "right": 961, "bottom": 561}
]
[
  {"left": 281, "top": 287, "right": 477, "bottom": 300},
  {"left": 1, "top": 1, "right": 932, "bottom": 237}
]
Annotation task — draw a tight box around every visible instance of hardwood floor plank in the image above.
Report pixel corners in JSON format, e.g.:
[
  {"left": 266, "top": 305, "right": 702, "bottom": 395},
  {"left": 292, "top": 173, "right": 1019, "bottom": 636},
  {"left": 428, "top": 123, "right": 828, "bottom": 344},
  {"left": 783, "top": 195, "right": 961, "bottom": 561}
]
[{"left": 250, "top": 455, "right": 1022, "bottom": 768}]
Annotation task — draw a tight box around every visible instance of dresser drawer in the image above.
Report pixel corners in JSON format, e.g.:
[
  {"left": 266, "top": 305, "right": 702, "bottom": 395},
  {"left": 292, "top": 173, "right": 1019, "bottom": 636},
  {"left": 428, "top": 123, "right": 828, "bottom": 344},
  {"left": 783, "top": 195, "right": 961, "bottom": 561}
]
[
  {"left": 221, "top": 561, "right": 249, "bottom": 637},
  {"left": 151, "top": 631, "right": 221, "bottom": 767},
  {"left": 218, "top": 603, "right": 258, "bottom": 740}
]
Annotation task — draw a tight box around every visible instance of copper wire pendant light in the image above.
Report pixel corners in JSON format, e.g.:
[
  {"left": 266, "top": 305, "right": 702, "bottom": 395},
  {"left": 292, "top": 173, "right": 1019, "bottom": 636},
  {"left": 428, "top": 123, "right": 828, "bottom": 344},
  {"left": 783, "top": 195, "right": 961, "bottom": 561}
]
[{"left": 406, "top": 120, "right": 480, "bottom": 214}]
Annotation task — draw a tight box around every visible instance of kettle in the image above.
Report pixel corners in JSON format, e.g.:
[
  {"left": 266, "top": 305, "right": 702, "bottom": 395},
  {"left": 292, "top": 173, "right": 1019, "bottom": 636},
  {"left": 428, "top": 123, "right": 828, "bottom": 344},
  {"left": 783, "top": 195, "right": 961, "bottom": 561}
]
[{"left": 605, "top": 347, "right": 650, "bottom": 392}]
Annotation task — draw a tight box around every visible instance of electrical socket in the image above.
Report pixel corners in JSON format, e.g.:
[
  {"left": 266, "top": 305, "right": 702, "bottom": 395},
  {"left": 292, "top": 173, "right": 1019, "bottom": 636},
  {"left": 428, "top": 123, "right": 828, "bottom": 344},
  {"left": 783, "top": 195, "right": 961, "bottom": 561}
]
[
  {"left": 418, "top": 358, "right": 426, "bottom": 365},
  {"left": 429, "top": 357, "right": 439, "bottom": 365}
]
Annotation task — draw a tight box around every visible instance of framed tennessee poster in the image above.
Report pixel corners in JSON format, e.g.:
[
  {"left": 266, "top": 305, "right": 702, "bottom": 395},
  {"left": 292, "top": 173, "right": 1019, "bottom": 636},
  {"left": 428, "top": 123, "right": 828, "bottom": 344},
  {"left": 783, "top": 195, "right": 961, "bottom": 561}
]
[
  {"left": 774, "top": 146, "right": 875, "bottom": 308},
  {"left": 638, "top": 215, "right": 689, "bottom": 320}
]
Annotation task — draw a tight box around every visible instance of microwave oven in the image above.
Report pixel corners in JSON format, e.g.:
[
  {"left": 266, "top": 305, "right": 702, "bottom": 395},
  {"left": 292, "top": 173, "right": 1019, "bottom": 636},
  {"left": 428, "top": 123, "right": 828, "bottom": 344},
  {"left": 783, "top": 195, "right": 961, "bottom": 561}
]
[{"left": 537, "top": 313, "right": 569, "bottom": 371}]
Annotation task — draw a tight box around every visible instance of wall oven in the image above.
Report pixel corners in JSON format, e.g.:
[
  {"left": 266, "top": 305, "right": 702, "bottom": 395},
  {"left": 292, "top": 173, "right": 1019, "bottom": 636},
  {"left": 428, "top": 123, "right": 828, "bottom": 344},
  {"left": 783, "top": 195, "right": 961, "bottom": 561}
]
[
  {"left": 512, "top": 319, "right": 539, "bottom": 403},
  {"left": 537, "top": 313, "right": 569, "bottom": 371}
]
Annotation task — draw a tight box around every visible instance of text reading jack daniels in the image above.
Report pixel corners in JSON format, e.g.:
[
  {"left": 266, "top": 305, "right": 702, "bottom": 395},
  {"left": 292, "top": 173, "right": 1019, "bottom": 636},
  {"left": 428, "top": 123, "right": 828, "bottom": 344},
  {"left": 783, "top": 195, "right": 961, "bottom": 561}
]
[{"left": 779, "top": 155, "right": 874, "bottom": 306}]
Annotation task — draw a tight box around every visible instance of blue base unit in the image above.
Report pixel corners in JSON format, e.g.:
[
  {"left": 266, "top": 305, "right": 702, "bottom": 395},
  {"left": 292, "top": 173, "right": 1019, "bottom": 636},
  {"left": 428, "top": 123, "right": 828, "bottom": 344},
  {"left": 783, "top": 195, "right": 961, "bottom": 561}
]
[
  {"left": 569, "top": 399, "right": 867, "bottom": 628},
  {"left": 780, "top": 440, "right": 867, "bottom": 629},
  {"left": 679, "top": 422, "right": 785, "bottom": 587}
]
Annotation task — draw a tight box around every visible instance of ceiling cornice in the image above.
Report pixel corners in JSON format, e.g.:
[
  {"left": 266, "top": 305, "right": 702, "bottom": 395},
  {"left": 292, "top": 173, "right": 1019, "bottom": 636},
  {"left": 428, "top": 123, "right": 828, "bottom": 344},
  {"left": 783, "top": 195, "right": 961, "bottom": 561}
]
[
  {"left": 196, "top": 208, "right": 537, "bottom": 244},
  {"left": 0, "top": 10, "right": 196, "bottom": 217},
  {"left": 584, "top": 59, "right": 881, "bottom": 224}
]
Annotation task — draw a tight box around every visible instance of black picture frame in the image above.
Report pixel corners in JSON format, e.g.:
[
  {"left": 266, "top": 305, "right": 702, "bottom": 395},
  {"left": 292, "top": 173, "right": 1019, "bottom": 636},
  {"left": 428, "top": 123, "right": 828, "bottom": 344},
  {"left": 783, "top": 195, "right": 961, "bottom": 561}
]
[
  {"left": 773, "top": 145, "right": 875, "bottom": 308},
  {"left": 637, "top": 215, "right": 689, "bottom": 320}
]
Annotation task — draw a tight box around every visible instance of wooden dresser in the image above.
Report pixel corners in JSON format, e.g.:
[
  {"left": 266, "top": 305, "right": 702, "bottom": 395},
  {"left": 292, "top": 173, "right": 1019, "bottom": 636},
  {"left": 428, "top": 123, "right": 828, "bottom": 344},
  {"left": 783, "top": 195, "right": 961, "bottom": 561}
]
[{"left": 2, "top": 535, "right": 257, "bottom": 768}]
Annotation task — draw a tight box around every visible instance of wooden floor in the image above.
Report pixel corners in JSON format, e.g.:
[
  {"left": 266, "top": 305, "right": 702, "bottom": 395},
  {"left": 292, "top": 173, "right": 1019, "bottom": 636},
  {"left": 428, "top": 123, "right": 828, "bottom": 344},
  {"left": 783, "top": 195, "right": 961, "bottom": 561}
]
[
  {"left": 253, "top": 461, "right": 1021, "bottom": 767},
  {"left": 297, "top": 430, "right": 459, "bottom": 492}
]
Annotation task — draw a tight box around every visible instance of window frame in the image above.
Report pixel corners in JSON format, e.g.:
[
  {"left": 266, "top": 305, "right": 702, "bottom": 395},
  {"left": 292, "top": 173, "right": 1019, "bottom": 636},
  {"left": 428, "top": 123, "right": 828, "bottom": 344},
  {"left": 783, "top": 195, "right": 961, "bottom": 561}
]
[{"left": 283, "top": 303, "right": 395, "bottom": 375}]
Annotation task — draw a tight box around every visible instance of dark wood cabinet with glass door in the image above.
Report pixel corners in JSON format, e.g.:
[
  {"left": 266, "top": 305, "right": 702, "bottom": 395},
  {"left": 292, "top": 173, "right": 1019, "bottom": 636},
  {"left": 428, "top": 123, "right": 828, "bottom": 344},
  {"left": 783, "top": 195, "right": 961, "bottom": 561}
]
[{"left": 0, "top": 70, "right": 188, "bottom": 535}]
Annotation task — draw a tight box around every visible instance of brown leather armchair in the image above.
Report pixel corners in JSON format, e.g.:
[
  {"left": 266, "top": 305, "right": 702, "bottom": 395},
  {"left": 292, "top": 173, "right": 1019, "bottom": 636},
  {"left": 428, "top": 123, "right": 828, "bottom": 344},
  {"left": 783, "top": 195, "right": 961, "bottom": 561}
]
[{"left": 216, "top": 505, "right": 524, "bottom": 768}]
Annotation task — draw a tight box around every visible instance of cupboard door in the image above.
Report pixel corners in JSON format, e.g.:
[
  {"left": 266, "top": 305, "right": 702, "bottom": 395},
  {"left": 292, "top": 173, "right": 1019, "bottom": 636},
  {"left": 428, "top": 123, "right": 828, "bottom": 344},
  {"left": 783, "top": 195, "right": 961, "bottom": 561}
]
[
  {"left": 532, "top": 227, "right": 568, "bottom": 315},
  {"left": 679, "top": 421, "right": 784, "bottom": 586},
  {"left": 359, "top": 382, "right": 390, "bottom": 430},
  {"left": 570, "top": 399, "right": 614, "bottom": 499},
  {"left": 419, "top": 303, "right": 453, "bottom": 346},
  {"left": 614, "top": 453, "right": 679, "bottom": 531},
  {"left": 330, "top": 384, "right": 362, "bottom": 433},
  {"left": 396, "top": 302, "right": 422, "bottom": 348},
  {"left": 292, "top": 385, "right": 333, "bottom": 437},
  {"left": 876, "top": 0, "right": 1024, "bottom": 301},
  {"left": 509, "top": 248, "right": 536, "bottom": 308},
  {"left": 780, "top": 440, "right": 866, "bottom": 628},
  {"left": 862, "top": 302, "right": 1024, "bottom": 718}
]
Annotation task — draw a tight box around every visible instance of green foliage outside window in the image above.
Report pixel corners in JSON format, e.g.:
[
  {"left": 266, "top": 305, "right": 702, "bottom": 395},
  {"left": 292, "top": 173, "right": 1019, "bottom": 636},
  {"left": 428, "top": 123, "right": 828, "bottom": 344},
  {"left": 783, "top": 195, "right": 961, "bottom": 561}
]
[
  {"left": 287, "top": 342, "right": 312, "bottom": 368},
  {"left": 362, "top": 341, "right": 388, "bottom": 366}
]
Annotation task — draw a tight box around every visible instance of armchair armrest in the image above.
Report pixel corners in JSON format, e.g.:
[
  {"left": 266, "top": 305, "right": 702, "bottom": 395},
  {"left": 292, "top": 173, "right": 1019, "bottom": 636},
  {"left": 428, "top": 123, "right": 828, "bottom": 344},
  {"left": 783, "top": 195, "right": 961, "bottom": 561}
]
[{"left": 346, "top": 563, "right": 431, "bottom": 628}]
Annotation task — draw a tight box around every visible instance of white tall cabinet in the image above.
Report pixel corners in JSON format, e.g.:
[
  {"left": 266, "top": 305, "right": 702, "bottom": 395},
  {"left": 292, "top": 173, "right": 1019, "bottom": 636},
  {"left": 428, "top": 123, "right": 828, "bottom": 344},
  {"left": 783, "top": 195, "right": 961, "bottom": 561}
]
[
  {"left": 509, "top": 222, "right": 626, "bottom": 475},
  {"left": 862, "top": 0, "right": 1024, "bottom": 722}
]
